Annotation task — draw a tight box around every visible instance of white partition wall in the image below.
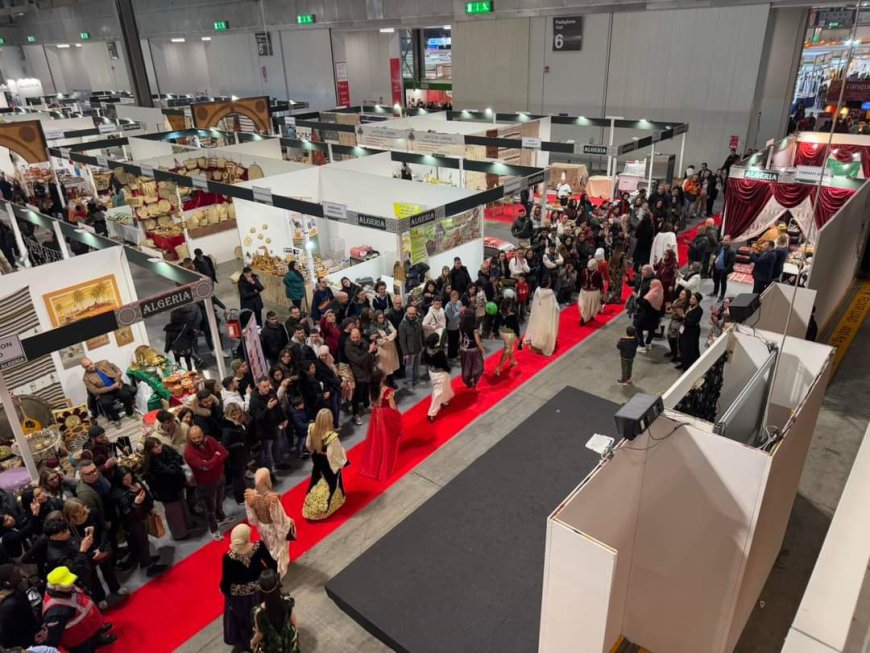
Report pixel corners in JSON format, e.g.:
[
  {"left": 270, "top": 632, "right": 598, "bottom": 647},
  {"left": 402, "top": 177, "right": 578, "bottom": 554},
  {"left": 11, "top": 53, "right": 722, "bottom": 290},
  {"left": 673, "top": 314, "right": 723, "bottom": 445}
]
[
  {"left": 115, "top": 105, "right": 169, "bottom": 135},
  {"left": 541, "top": 327, "right": 834, "bottom": 653},
  {"left": 808, "top": 180, "right": 870, "bottom": 329},
  {"left": 751, "top": 283, "right": 817, "bottom": 339}
]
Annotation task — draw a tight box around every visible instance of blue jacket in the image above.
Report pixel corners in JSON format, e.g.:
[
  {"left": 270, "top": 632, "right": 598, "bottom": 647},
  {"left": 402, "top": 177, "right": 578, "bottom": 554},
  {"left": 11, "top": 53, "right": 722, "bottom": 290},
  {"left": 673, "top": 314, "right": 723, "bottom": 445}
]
[{"left": 751, "top": 250, "right": 777, "bottom": 283}]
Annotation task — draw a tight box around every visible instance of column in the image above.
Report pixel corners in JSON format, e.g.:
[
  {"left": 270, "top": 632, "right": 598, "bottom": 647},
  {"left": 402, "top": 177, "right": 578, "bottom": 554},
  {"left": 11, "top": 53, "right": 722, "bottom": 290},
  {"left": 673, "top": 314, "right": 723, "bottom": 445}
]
[{"left": 114, "top": 0, "right": 153, "bottom": 107}]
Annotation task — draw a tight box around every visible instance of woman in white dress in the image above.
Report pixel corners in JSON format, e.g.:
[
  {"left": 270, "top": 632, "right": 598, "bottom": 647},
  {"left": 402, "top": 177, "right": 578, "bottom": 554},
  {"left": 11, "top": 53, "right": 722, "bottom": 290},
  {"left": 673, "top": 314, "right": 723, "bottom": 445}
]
[
  {"left": 525, "top": 279, "right": 559, "bottom": 356},
  {"left": 649, "top": 222, "right": 678, "bottom": 267},
  {"left": 244, "top": 468, "right": 296, "bottom": 578},
  {"left": 578, "top": 259, "right": 604, "bottom": 324},
  {"left": 421, "top": 333, "right": 454, "bottom": 423},
  {"left": 369, "top": 310, "right": 400, "bottom": 384}
]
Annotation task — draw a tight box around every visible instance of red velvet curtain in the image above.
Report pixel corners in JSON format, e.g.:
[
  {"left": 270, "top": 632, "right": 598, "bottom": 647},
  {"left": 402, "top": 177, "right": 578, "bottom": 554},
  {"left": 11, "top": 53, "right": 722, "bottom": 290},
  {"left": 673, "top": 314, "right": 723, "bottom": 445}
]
[
  {"left": 724, "top": 178, "right": 774, "bottom": 237},
  {"left": 812, "top": 186, "right": 856, "bottom": 228},
  {"left": 795, "top": 141, "right": 826, "bottom": 167},
  {"left": 831, "top": 144, "right": 870, "bottom": 178},
  {"left": 772, "top": 182, "right": 812, "bottom": 208}
]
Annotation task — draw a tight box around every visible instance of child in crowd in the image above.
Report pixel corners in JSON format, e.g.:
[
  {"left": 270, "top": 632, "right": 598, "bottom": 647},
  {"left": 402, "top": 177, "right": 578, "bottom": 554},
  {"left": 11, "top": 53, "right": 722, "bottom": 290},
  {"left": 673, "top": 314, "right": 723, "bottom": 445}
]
[
  {"left": 617, "top": 325, "right": 639, "bottom": 386},
  {"left": 515, "top": 274, "right": 529, "bottom": 321},
  {"left": 288, "top": 396, "right": 311, "bottom": 458}
]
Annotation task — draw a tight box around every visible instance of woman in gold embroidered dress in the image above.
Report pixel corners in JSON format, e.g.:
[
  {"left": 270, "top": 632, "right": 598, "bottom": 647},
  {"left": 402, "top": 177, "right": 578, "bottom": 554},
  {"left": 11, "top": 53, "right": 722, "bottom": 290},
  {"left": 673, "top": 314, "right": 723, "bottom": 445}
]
[{"left": 302, "top": 408, "right": 348, "bottom": 521}]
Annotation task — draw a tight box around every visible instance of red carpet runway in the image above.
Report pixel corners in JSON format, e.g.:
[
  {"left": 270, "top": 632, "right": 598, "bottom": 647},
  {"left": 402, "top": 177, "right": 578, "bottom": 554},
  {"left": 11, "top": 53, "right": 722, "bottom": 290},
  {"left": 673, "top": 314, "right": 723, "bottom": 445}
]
[{"left": 105, "top": 291, "right": 630, "bottom": 651}]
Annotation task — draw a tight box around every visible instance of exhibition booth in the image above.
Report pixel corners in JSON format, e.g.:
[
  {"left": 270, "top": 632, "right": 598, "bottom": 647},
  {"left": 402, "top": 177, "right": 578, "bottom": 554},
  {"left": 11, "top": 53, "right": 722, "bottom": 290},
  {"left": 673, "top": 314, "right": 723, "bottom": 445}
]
[{"left": 540, "top": 325, "right": 834, "bottom": 653}]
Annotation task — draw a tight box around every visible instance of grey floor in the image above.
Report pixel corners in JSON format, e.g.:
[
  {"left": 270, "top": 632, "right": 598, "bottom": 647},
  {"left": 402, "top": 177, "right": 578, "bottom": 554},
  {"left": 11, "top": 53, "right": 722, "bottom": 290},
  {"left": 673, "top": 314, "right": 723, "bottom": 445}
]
[{"left": 115, "top": 210, "right": 868, "bottom": 653}]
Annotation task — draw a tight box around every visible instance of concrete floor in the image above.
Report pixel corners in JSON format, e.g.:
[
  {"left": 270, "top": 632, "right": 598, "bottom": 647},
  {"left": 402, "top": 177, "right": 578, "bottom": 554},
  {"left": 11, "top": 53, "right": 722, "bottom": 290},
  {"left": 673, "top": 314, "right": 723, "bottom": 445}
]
[
  {"left": 118, "top": 210, "right": 869, "bottom": 653},
  {"left": 172, "top": 255, "right": 868, "bottom": 652}
]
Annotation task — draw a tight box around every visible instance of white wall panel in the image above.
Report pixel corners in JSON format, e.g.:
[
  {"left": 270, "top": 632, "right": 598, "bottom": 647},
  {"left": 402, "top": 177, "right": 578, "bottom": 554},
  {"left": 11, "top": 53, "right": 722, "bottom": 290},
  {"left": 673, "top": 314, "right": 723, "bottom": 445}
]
[
  {"left": 23, "top": 45, "right": 56, "bottom": 94},
  {"left": 149, "top": 40, "right": 211, "bottom": 95},
  {"left": 452, "top": 18, "right": 531, "bottom": 112},
  {"left": 336, "top": 30, "right": 398, "bottom": 106},
  {"left": 606, "top": 5, "right": 770, "bottom": 169},
  {"left": 0, "top": 47, "right": 27, "bottom": 81},
  {"left": 206, "top": 33, "right": 261, "bottom": 98},
  {"left": 281, "top": 29, "right": 336, "bottom": 109}
]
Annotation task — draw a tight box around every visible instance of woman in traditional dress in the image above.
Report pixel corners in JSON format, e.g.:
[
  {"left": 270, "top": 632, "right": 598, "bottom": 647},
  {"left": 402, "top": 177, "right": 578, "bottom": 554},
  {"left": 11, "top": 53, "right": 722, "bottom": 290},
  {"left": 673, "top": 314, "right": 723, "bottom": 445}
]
[
  {"left": 368, "top": 310, "right": 400, "bottom": 387},
  {"left": 606, "top": 242, "right": 627, "bottom": 304},
  {"left": 244, "top": 468, "right": 296, "bottom": 578},
  {"left": 634, "top": 279, "right": 665, "bottom": 352},
  {"left": 525, "top": 278, "right": 559, "bottom": 356},
  {"left": 578, "top": 259, "right": 604, "bottom": 325},
  {"left": 358, "top": 371, "right": 403, "bottom": 481},
  {"left": 458, "top": 307, "right": 485, "bottom": 388},
  {"left": 220, "top": 524, "right": 277, "bottom": 650},
  {"left": 595, "top": 248, "right": 609, "bottom": 305},
  {"left": 655, "top": 247, "right": 679, "bottom": 304},
  {"left": 302, "top": 409, "right": 348, "bottom": 521},
  {"left": 676, "top": 292, "right": 704, "bottom": 370},
  {"left": 250, "top": 569, "right": 301, "bottom": 653},
  {"left": 421, "top": 333, "right": 454, "bottom": 422},
  {"left": 492, "top": 297, "right": 521, "bottom": 376}
]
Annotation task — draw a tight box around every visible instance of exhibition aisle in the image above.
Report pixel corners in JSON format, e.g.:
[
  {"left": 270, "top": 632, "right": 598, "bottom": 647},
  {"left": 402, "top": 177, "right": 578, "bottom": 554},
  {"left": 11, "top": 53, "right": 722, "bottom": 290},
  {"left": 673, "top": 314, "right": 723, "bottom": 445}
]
[{"left": 102, "top": 284, "right": 631, "bottom": 653}]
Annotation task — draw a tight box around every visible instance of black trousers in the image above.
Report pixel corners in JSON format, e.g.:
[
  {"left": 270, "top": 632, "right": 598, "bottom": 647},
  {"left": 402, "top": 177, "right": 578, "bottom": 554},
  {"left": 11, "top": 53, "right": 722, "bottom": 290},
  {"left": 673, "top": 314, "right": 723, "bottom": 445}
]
[
  {"left": 712, "top": 266, "right": 728, "bottom": 299},
  {"left": 447, "top": 329, "right": 460, "bottom": 358},
  {"left": 97, "top": 388, "right": 134, "bottom": 421},
  {"left": 352, "top": 381, "right": 370, "bottom": 416}
]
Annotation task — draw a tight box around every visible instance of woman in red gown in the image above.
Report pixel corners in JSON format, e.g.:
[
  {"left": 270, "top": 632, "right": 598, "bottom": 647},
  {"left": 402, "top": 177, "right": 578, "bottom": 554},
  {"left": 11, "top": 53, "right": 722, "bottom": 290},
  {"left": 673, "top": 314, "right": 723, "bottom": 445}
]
[{"left": 357, "top": 371, "right": 403, "bottom": 481}]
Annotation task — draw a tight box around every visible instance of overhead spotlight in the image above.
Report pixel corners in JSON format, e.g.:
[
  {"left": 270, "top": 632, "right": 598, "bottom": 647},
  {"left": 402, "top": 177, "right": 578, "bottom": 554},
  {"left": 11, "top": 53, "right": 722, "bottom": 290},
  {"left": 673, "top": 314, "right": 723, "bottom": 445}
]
[
  {"left": 201, "top": 37, "right": 212, "bottom": 41},
  {"left": 56, "top": 43, "right": 70, "bottom": 48}
]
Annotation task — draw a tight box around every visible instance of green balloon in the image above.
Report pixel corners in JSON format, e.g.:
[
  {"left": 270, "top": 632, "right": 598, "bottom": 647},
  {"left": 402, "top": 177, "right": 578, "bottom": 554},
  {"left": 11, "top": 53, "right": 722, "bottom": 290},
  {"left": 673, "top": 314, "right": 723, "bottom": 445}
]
[{"left": 485, "top": 301, "right": 498, "bottom": 315}]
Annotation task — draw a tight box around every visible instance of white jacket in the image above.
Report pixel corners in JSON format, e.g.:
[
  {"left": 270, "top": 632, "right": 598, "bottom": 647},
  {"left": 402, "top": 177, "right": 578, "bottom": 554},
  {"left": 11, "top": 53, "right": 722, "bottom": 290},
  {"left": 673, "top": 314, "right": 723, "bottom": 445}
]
[
  {"left": 509, "top": 256, "right": 530, "bottom": 277},
  {"left": 650, "top": 231, "right": 678, "bottom": 267},
  {"left": 422, "top": 306, "right": 446, "bottom": 337}
]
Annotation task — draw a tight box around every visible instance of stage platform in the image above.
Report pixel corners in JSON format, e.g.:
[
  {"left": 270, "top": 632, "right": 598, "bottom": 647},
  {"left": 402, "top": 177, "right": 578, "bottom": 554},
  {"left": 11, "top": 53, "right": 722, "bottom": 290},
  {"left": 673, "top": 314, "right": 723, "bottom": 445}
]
[{"left": 326, "top": 387, "right": 617, "bottom": 653}]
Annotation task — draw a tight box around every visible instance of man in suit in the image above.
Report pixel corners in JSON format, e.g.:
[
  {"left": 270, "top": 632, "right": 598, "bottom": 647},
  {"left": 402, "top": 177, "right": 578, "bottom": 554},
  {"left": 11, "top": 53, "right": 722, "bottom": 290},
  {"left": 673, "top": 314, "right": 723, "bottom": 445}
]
[
  {"left": 751, "top": 240, "right": 778, "bottom": 294},
  {"left": 709, "top": 235, "right": 736, "bottom": 301}
]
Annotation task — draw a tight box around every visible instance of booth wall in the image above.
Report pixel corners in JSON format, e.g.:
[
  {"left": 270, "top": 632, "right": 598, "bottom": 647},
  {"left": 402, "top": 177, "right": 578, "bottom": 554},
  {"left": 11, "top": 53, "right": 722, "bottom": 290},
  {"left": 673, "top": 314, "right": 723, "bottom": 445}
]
[
  {"left": 116, "top": 106, "right": 168, "bottom": 135},
  {"left": 543, "top": 447, "right": 646, "bottom": 653},
  {"left": 718, "top": 332, "right": 774, "bottom": 418},
  {"left": 279, "top": 28, "right": 336, "bottom": 109},
  {"left": 622, "top": 426, "right": 769, "bottom": 653},
  {"left": 808, "top": 180, "right": 870, "bottom": 329},
  {"left": 186, "top": 227, "right": 239, "bottom": 266},
  {"left": 725, "top": 348, "right": 833, "bottom": 651},
  {"left": 539, "top": 521, "right": 616, "bottom": 653},
  {"left": 233, "top": 199, "right": 295, "bottom": 261},
  {"left": 0, "top": 247, "right": 147, "bottom": 407},
  {"left": 127, "top": 136, "right": 174, "bottom": 161},
  {"left": 783, "top": 423, "right": 870, "bottom": 653},
  {"left": 20, "top": 45, "right": 56, "bottom": 95},
  {"left": 427, "top": 238, "right": 484, "bottom": 284},
  {"left": 331, "top": 30, "right": 399, "bottom": 106},
  {"left": 149, "top": 40, "right": 211, "bottom": 95},
  {"left": 219, "top": 138, "right": 284, "bottom": 161},
  {"left": 0, "top": 47, "right": 27, "bottom": 81},
  {"left": 753, "top": 284, "right": 816, "bottom": 339}
]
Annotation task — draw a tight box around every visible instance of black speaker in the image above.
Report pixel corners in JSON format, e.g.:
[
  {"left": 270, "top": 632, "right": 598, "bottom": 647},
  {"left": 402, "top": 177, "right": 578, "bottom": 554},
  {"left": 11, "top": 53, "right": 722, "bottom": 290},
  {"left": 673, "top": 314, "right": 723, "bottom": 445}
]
[
  {"left": 729, "top": 293, "right": 760, "bottom": 323},
  {"left": 614, "top": 393, "right": 664, "bottom": 441}
]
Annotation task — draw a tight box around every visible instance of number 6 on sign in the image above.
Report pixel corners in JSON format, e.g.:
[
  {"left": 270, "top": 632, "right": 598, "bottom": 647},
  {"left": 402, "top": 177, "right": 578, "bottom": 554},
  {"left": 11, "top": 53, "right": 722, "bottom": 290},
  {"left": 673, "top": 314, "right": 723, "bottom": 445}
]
[{"left": 554, "top": 34, "right": 564, "bottom": 49}]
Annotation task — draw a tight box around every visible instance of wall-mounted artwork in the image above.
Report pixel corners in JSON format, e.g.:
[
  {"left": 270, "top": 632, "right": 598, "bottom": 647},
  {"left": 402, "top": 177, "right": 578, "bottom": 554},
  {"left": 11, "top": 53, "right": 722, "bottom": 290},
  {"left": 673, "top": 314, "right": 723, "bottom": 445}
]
[
  {"left": 85, "top": 334, "right": 110, "bottom": 351},
  {"left": 58, "top": 343, "right": 86, "bottom": 370},
  {"left": 43, "top": 275, "right": 122, "bottom": 328},
  {"left": 113, "top": 326, "right": 134, "bottom": 347}
]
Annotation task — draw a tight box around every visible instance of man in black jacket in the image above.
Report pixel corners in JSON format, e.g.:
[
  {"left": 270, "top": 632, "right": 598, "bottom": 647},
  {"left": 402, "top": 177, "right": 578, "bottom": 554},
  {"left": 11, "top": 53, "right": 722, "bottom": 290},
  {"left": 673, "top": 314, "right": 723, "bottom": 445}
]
[
  {"left": 0, "top": 564, "right": 39, "bottom": 648},
  {"left": 449, "top": 257, "right": 472, "bottom": 295},
  {"left": 751, "top": 241, "right": 778, "bottom": 294},
  {"left": 248, "top": 378, "right": 287, "bottom": 471},
  {"left": 260, "top": 311, "right": 289, "bottom": 367},
  {"left": 710, "top": 235, "right": 736, "bottom": 301},
  {"left": 315, "top": 345, "right": 343, "bottom": 427},
  {"left": 344, "top": 328, "right": 376, "bottom": 426},
  {"left": 193, "top": 248, "right": 217, "bottom": 282}
]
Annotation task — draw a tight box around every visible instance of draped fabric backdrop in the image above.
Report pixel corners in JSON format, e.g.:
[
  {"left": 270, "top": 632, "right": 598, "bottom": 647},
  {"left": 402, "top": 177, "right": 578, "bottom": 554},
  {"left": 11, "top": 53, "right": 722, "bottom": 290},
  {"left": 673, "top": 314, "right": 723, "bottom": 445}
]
[
  {"left": 794, "top": 140, "right": 870, "bottom": 178},
  {"left": 723, "top": 178, "right": 773, "bottom": 237},
  {"left": 724, "top": 177, "right": 856, "bottom": 240}
]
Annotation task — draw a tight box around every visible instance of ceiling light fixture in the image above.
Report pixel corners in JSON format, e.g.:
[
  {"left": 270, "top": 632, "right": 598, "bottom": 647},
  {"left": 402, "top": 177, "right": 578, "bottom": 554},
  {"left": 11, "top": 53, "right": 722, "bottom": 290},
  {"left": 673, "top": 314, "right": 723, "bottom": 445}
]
[
  {"left": 56, "top": 43, "right": 70, "bottom": 48},
  {"left": 379, "top": 28, "right": 395, "bottom": 33},
  {"left": 171, "top": 38, "right": 186, "bottom": 43},
  {"left": 201, "top": 36, "right": 212, "bottom": 41}
]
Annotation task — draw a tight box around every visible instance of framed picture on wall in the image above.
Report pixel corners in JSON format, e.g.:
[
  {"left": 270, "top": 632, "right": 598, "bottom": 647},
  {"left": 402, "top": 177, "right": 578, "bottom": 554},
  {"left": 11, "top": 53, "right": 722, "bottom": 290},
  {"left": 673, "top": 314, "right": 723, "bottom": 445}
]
[
  {"left": 85, "top": 334, "right": 110, "bottom": 351},
  {"left": 43, "top": 275, "right": 122, "bottom": 328},
  {"left": 58, "top": 343, "right": 86, "bottom": 370},
  {"left": 113, "top": 326, "right": 134, "bottom": 347}
]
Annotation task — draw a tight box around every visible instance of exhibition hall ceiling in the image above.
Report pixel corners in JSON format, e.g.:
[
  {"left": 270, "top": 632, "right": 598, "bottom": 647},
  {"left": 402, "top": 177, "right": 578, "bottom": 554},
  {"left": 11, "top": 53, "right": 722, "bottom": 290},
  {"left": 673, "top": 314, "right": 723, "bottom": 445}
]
[{"left": 0, "top": 0, "right": 833, "bottom": 41}]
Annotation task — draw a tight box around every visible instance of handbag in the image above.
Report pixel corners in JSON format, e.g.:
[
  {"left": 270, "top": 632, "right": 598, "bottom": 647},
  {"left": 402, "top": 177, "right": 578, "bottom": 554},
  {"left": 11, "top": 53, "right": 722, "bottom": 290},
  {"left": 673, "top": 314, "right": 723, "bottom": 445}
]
[{"left": 146, "top": 513, "right": 166, "bottom": 539}]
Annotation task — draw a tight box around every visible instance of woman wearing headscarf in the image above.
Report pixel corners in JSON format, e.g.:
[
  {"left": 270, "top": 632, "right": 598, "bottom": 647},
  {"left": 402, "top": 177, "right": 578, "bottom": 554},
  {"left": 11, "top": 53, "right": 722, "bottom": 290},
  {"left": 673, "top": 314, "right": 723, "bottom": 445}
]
[
  {"left": 250, "top": 569, "right": 301, "bottom": 653},
  {"left": 578, "top": 259, "right": 604, "bottom": 325},
  {"left": 676, "top": 292, "right": 704, "bottom": 370},
  {"left": 244, "top": 469, "right": 295, "bottom": 579},
  {"left": 220, "top": 523, "right": 277, "bottom": 649},
  {"left": 634, "top": 279, "right": 665, "bottom": 351},
  {"left": 302, "top": 409, "right": 348, "bottom": 521},
  {"left": 655, "top": 248, "right": 679, "bottom": 304},
  {"left": 421, "top": 333, "right": 455, "bottom": 421},
  {"left": 633, "top": 210, "right": 655, "bottom": 273},
  {"left": 525, "top": 277, "right": 559, "bottom": 356}
]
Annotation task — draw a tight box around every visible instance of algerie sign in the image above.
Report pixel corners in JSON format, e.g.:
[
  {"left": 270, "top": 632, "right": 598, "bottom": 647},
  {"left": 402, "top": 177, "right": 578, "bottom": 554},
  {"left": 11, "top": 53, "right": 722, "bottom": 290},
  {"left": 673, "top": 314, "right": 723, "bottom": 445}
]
[
  {"left": 582, "top": 144, "right": 608, "bottom": 155},
  {"left": 744, "top": 168, "right": 779, "bottom": 182},
  {"left": 0, "top": 334, "right": 27, "bottom": 369},
  {"left": 140, "top": 287, "right": 195, "bottom": 318}
]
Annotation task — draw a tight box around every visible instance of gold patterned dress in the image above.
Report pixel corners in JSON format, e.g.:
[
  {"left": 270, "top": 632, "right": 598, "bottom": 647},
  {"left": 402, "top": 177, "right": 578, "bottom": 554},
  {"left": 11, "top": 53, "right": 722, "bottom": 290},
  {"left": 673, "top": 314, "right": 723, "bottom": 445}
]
[{"left": 302, "top": 428, "right": 348, "bottom": 520}]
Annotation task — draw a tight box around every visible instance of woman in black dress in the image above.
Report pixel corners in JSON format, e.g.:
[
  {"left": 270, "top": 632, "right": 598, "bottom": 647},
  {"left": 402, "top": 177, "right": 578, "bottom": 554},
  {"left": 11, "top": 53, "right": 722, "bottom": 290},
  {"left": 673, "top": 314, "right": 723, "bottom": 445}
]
[
  {"left": 458, "top": 308, "right": 485, "bottom": 389},
  {"left": 142, "top": 437, "right": 190, "bottom": 540},
  {"left": 493, "top": 297, "right": 521, "bottom": 376},
  {"left": 302, "top": 408, "right": 349, "bottom": 520},
  {"left": 422, "top": 333, "right": 454, "bottom": 422},
  {"left": 677, "top": 292, "right": 704, "bottom": 370},
  {"left": 633, "top": 212, "right": 655, "bottom": 273},
  {"left": 220, "top": 523, "right": 277, "bottom": 649}
]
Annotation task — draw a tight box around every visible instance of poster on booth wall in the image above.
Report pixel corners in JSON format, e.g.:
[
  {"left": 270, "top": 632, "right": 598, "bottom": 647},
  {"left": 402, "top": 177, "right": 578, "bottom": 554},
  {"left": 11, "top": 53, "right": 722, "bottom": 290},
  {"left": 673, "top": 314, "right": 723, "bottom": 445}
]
[
  {"left": 335, "top": 62, "right": 351, "bottom": 107},
  {"left": 394, "top": 203, "right": 426, "bottom": 219},
  {"left": 404, "top": 208, "right": 483, "bottom": 265},
  {"left": 390, "top": 58, "right": 403, "bottom": 105},
  {"left": 243, "top": 314, "right": 269, "bottom": 383}
]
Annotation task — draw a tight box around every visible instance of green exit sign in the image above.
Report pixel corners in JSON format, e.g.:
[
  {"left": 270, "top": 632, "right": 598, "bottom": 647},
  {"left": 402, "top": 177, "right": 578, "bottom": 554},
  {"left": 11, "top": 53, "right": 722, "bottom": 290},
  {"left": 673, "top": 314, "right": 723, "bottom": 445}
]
[
  {"left": 214, "top": 20, "right": 229, "bottom": 31},
  {"left": 80, "top": 32, "right": 90, "bottom": 40},
  {"left": 27, "top": 35, "right": 36, "bottom": 43},
  {"left": 297, "top": 14, "right": 316, "bottom": 25},
  {"left": 465, "top": 1, "right": 493, "bottom": 14},
  {"left": 0, "top": 38, "right": 5, "bottom": 46}
]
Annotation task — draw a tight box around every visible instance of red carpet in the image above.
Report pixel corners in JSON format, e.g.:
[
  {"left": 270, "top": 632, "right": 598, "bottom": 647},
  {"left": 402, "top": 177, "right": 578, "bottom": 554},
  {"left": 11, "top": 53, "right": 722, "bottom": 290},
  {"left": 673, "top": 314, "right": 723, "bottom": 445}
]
[{"left": 105, "top": 291, "right": 629, "bottom": 652}]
